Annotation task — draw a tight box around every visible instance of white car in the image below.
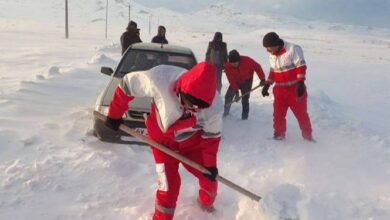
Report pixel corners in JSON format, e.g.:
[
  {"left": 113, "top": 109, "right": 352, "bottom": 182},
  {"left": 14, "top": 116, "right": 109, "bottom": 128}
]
[{"left": 93, "top": 42, "right": 197, "bottom": 143}]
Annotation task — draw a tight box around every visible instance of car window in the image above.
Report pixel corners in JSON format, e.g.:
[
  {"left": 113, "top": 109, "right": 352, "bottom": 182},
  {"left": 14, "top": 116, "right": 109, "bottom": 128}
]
[
  {"left": 117, "top": 50, "right": 196, "bottom": 77},
  {"left": 164, "top": 55, "right": 195, "bottom": 69}
]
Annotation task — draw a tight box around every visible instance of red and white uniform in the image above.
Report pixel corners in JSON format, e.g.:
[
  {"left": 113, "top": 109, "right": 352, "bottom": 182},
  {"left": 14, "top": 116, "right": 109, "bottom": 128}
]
[
  {"left": 266, "top": 41, "right": 312, "bottom": 139},
  {"left": 107, "top": 63, "right": 223, "bottom": 220}
]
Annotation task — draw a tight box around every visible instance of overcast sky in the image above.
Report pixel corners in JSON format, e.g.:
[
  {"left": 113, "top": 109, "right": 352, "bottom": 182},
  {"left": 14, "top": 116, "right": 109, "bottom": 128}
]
[{"left": 133, "top": 0, "right": 390, "bottom": 28}]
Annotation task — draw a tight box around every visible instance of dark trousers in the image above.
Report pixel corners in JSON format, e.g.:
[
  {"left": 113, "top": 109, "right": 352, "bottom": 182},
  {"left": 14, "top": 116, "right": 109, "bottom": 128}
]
[
  {"left": 224, "top": 78, "right": 253, "bottom": 119},
  {"left": 216, "top": 66, "right": 223, "bottom": 94}
]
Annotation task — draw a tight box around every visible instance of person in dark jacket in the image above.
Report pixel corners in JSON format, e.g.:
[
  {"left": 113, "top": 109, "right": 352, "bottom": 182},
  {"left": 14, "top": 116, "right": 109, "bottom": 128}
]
[
  {"left": 224, "top": 50, "right": 266, "bottom": 120},
  {"left": 120, "top": 20, "right": 142, "bottom": 54},
  {"left": 205, "top": 32, "right": 228, "bottom": 94},
  {"left": 151, "top": 25, "right": 168, "bottom": 44}
]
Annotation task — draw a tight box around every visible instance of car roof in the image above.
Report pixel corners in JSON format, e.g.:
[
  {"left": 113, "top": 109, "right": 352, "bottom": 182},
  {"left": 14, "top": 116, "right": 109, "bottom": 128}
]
[{"left": 129, "top": 42, "right": 194, "bottom": 55}]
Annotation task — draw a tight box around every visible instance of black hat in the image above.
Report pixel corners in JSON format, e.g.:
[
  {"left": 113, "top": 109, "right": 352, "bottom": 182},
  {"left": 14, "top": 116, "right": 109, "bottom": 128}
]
[
  {"left": 127, "top": 20, "right": 137, "bottom": 30},
  {"left": 180, "top": 92, "right": 210, "bottom": 109},
  {"left": 213, "top": 32, "right": 222, "bottom": 41},
  {"left": 228, "top": 50, "right": 240, "bottom": 63},
  {"left": 263, "top": 32, "right": 284, "bottom": 47}
]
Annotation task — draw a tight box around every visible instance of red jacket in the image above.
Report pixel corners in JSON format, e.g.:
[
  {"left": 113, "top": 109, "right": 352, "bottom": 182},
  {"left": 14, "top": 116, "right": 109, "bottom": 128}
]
[
  {"left": 224, "top": 56, "right": 265, "bottom": 91},
  {"left": 108, "top": 62, "right": 222, "bottom": 167}
]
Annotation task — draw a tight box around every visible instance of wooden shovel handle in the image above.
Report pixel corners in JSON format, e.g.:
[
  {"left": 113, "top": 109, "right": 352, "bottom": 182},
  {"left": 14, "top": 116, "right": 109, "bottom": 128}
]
[{"left": 94, "top": 111, "right": 261, "bottom": 201}]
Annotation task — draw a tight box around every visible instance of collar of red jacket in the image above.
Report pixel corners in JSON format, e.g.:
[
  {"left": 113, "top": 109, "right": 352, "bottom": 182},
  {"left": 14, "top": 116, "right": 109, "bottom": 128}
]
[{"left": 175, "top": 62, "right": 216, "bottom": 105}]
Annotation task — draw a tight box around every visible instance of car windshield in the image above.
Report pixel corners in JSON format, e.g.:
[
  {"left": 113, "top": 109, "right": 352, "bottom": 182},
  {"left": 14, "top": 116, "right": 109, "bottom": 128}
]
[{"left": 117, "top": 50, "right": 196, "bottom": 77}]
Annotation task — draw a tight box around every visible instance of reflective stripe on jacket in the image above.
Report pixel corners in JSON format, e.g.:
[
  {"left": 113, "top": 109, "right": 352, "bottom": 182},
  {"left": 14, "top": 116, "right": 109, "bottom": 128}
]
[
  {"left": 267, "top": 41, "right": 307, "bottom": 86},
  {"left": 107, "top": 63, "right": 223, "bottom": 167}
]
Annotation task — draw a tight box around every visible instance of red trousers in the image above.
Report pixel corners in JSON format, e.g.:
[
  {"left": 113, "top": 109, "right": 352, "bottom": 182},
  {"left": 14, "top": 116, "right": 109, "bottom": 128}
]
[
  {"left": 273, "top": 85, "right": 312, "bottom": 139},
  {"left": 147, "top": 112, "right": 218, "bottom": 220},
  {"left": 151, "top": 135, "right": 218, "bottom": 220}
]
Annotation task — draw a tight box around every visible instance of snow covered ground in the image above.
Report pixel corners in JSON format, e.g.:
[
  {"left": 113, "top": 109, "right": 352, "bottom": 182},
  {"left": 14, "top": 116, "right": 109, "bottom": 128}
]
[{"left": 1, "top": 1, "right": 389, "bottom": 220}]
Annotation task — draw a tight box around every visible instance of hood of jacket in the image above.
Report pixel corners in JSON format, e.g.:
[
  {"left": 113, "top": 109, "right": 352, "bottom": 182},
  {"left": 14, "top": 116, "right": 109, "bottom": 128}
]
[{"left": 175, "top": 62, "right": 216, "bottom": 106}]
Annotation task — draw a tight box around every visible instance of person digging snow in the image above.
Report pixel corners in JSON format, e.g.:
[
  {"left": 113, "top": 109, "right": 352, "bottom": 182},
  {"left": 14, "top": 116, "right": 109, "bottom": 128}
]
[
  {"left": 261, "top": 32, "right": 314, "bottom": 141},
  {"left": 104, "top": 62, "right": 223, "bottom": 220},
  {"left": 223, "top": 49, "right": 266, "bottom": 120}
]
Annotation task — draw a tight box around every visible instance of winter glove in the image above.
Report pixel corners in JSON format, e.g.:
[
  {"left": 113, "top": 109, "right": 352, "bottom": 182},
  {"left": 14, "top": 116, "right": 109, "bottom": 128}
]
[
  {"left": 104, "top": 116, "right": 124, "bottom": 131},
  {"left": 233, "top": 91, "right": 241, "bottom": 102},
  {"left": 296, "top": 81, "right": 306, "bottom": 98},
  {"left": 259, "top": 79, "right": 266, "bottom": 87},
  {"left": 203, "top": 167, "right": 218, "bottom": 181},
  {"left": 262, "top": 84, "right": 270, "bottom": 97}
]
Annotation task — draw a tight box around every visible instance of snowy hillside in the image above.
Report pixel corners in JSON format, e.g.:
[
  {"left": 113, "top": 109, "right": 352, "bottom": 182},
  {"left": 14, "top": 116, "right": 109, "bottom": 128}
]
[{"left": 1, "top": 1, "right": 390, "bottom": 220}]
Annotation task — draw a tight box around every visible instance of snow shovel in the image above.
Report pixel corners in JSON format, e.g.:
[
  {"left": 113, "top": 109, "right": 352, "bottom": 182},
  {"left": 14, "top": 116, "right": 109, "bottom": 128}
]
[
  {"left": 225, "top": 83, "right": 263, "bottom": 107},
  {"left": 94, "top": 111, "right": 261, "bottom": 201}
]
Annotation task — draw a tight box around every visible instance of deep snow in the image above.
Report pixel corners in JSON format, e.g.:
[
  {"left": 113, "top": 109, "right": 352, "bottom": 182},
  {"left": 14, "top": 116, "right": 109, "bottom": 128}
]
[{"left": 1, "top": 1, "right": 389, "bottom": 220}]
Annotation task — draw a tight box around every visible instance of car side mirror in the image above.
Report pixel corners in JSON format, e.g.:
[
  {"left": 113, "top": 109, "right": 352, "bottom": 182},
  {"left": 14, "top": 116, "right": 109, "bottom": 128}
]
[{"left": 101, "top": 66, "right": 114, "bottom": 76}]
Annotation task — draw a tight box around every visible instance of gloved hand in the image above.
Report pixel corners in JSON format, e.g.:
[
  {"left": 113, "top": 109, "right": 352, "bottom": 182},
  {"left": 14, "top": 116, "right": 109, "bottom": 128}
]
[
  {"left": 262, "top": 84, "right": 270, "bottom": 97},
  {"left": 296, "top": 81, "right": 306, "bottom": 97},
  {"left": 233, "top": 91, "right": 241, "bottom": 102},
  {"left": 259, "top": 79, "right": 266, "bottom": 87},
  {"left": 203, "top": 167, "right": 218, "bottom": 181},
  {"left": 104, "top": 116, "right": 124, "bottom": 131}
]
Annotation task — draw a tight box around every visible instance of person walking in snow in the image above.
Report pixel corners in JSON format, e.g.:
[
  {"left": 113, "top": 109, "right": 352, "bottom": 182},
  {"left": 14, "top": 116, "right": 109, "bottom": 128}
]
[
  {"left": 223, "top": 49, "right": 266, "bottom": 120},
  {"left": 151, "top": 25, "right": 169, "bottom": 44},
  {"left": 261, "top": 32, "right": 314, "bottom": 141},
  {"left": 205, "top": 32, "right": 228, "bottom": 93},
  {"left": 104, "top": 62, "right": 223, "bottom": 220},
  {"left": 120, "top": 20, "right": 142, "bottom": 54}
]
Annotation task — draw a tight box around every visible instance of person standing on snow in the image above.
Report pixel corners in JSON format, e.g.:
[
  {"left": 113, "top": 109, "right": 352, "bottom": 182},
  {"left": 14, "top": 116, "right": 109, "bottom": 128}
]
[
  {"left": 205, "top": 32, "right": 228, "bottom": 94},
  {"left": 151, "top": 25, "right": 169, "bottom": 44},
  {"left": 261, "top": 32, "right": 314, "bottom": 141},
  {"left": 223, "top": 49, "right": 266, "bottom": 120},
  {"left": 104, "top": 62, "right": 223, "bottom": 220},
  {"left": 120, "top": 20, "right": 142, "bottom": 54}
]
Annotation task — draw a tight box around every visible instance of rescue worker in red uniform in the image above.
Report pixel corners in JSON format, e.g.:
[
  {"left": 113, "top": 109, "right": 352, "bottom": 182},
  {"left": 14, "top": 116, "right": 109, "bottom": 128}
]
[
  {"left": 223, "top": 50, "right": 266, "bottom": 120},
  {"left": 104, "top": 62, "right": 223, "bottom": 219},
  {"left": 261, "top": 32, "right": 314, "bottom": 141}
]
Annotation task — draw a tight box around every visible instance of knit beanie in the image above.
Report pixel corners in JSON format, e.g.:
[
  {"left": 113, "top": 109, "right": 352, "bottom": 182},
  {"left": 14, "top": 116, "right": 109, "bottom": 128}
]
[
  {"left": 263, "top": 32, "right": 284, "bottom": 47},
  {"left": 213, "top": 32, "right": 222, "bottom": 41},
  {"left": 228, "top": 50, "right": 240, "bottom": 63}
]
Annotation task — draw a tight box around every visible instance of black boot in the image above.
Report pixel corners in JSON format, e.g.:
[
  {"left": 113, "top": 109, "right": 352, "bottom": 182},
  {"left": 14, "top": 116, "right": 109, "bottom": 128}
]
[{"left": 273, "top": 133, "right": 285, "bottom": 140}]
